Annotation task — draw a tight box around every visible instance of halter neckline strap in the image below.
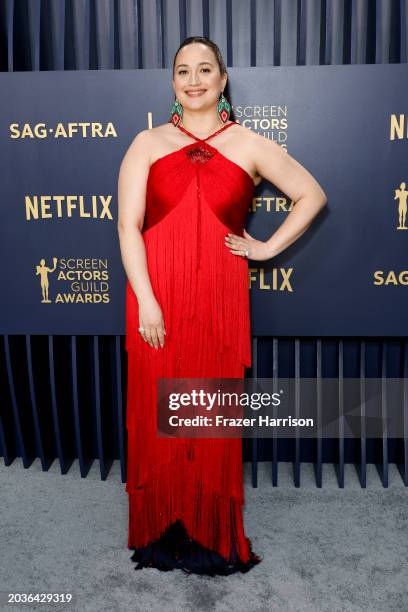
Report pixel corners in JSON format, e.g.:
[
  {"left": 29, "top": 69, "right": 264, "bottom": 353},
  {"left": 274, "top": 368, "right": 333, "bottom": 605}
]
[{"left": 176, "top": 121, "right": 236, "bottom": 143}]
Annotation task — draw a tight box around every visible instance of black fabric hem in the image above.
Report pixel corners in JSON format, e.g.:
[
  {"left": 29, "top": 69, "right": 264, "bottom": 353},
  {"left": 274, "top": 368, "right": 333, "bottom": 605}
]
[{"left": 129, "top": 519, "right": 262, "bottom": 576}]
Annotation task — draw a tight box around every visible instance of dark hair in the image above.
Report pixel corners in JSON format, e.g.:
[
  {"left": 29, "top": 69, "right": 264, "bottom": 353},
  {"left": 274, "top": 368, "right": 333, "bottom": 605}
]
[
  {"left": 171, "top": 36, "right": 236, "bottom": 122},
  {"left": 172, "top": 36, "right": 227, "bottom": 76}
]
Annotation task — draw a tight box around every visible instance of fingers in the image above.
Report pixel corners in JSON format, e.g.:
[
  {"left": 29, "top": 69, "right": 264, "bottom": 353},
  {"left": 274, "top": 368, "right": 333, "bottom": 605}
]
[
  {"left": 139, "top": 324, "right": 166, "bottom": 349},
  {"left": 224, "top": 233, "right": 244, "bottom": 249},
  {"left": 224, "top": 233, "right": 249, "bottom": 257},
  {"left": 147, "top": 328, "right": 159, "bottom": 349},
  {"left": 156, "top": 327, "right": 165, "bottom": 349}
]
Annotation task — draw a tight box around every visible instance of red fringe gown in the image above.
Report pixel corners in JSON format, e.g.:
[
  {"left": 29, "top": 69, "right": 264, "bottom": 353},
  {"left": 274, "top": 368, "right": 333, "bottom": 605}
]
[{"left": 125, "top": 120, "right": 262, "bottom": 575}]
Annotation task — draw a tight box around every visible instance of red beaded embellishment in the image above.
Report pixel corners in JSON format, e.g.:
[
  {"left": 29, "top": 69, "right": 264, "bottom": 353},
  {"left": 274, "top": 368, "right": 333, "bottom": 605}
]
[{"left": 185, "top": 143, "right": 215, "bottom": 164}]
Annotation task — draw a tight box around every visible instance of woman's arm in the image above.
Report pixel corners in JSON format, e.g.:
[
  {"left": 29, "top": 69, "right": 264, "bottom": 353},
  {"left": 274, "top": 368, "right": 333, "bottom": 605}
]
[
  {"left": 117, "top": 130, "right": 165, "bottom": 349},
  {"left": 225, "top": 132, "right": 328, "bottom": 261}
]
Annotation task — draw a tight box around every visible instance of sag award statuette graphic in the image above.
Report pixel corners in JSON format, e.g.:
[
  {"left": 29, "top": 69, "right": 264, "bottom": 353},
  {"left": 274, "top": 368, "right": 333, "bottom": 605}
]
[
  {"left": 394, "top": 182, "right": 408, "bottom": 230},
  {"left": 34, "top": 257, "right": 110, "bottom": 304},
  {"left": 35, "top": 257, "right": 58, "bottom": 303}
]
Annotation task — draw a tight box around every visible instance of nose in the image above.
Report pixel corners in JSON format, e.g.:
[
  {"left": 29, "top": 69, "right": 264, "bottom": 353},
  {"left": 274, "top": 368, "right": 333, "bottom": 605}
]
[{"left": 188, "top": 71, "right": 201, "bottom": 86}]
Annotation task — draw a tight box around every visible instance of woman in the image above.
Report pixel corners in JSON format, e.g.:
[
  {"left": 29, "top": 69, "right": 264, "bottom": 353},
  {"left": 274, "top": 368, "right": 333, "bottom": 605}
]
[{"left": 118, "top": 35, "right": 327, "bottom": 576}]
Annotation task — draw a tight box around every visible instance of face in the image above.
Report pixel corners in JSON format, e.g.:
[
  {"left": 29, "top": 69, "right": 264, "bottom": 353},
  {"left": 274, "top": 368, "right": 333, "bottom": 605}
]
[{"left": 172, "top": 42, "right": 227, "bottom": 111}]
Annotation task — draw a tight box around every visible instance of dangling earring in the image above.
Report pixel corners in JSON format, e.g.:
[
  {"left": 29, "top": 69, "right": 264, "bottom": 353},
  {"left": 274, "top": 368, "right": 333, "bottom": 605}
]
[
  {"left": 170, "top": 98, "right": 183, "bottom": 126},
  {"left": 217, "top": 91, "right": 231, "bottom": 123}
]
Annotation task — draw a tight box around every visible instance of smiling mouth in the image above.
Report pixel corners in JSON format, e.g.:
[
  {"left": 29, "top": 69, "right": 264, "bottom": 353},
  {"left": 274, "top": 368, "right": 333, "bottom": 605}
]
[{"left": 185, "top": 90, "right": 206, "bottom": 96}]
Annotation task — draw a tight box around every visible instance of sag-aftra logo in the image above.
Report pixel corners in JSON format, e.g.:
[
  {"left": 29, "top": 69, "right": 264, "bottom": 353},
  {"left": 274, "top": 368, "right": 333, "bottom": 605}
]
[{"left": 10, "top": 122, "right": 117, "bottom": 138}]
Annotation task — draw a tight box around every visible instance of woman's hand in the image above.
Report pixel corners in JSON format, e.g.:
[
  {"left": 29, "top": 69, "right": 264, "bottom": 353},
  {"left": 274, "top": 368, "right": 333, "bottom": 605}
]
[
  {"left": 138, "top": 296, "right": 166, "bottom": 349},
  {"left": 224, "top": 229, "right": 272, "bottom": 261}
]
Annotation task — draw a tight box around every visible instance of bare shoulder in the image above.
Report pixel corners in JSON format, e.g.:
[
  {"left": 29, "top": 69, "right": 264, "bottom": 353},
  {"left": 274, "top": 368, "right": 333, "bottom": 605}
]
[
  {"left": 233, "top": 122, "right": 283, "bottom": 156},
  {"left": 150, "top": 122, "right": 175, "bottom": 137},
  {"left": 125, "top": 123, "right": 177, "bottom": 164},
  {"left": 231, "top": 121, "right": 261, "bottom": 148},
  {"left": 123, "top": 127, "right": 153, "bottom": 158},
  {"left": 237, "top": 123, "right": 327, "bottom": 204},
  {"left": 228, "top": 122, "right": 266, "bottom": 184},
  {"left": 119, "top": 129, "right": 148, "bottom": 170},
  {"left": 236, "top": 123, "right": 296, "bottom": 181}
]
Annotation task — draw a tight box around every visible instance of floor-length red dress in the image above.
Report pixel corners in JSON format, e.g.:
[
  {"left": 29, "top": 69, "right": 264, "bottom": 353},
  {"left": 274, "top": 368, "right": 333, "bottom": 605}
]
[{"left": 125, "top": 120, "right": 262, "bottom": 575}]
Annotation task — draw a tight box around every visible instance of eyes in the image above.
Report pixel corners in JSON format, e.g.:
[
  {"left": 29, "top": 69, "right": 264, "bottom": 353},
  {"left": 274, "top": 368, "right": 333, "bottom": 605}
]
[{"left": 177, "top": 68, "right": 211, "bottom": 75}]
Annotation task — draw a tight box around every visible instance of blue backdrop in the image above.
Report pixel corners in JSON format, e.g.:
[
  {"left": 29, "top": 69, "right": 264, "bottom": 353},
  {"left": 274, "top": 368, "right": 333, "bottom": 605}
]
[{"left": 0, "top": 64, "right": 406, "bottom": 336}]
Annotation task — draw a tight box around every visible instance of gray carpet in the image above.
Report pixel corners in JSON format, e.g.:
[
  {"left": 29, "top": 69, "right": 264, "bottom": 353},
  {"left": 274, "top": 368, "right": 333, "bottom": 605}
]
[{"left": 0, "top": 458, "right": 407, "bottom": 612}]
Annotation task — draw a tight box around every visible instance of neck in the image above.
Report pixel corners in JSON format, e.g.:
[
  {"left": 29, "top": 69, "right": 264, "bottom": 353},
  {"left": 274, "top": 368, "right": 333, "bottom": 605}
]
[{"left": 178, "top": 110, "right": 228, "bottom": 136}]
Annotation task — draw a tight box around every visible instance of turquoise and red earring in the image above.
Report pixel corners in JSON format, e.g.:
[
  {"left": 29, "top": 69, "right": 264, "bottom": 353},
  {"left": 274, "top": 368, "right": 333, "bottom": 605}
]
[
  {"left": 217, "top": 91, "right": 231, "bottom": 123},
  {"left": 170, "top": 98, "right": 183, "bottom": 126}
]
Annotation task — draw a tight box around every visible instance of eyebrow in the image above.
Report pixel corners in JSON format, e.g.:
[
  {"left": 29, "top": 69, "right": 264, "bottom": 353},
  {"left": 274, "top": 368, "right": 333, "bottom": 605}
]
[{"left": 175, "top": 61, "right": 213, "bottom": 69}]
